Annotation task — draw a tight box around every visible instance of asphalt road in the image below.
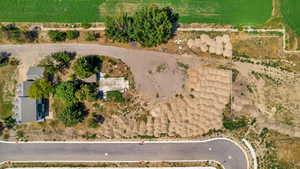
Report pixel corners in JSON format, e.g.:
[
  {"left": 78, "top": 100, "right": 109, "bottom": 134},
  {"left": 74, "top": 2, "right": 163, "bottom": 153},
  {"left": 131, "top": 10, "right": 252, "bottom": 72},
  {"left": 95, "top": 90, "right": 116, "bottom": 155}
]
[{"left": 0, "top": 139, "right": 248, "bottom": 169}]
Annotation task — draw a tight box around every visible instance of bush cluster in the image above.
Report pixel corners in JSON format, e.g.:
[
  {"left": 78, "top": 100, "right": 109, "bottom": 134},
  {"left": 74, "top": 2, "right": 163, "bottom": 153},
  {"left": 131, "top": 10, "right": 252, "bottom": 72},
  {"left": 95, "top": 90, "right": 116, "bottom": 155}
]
[
  {"left": 106, "top": 91, "right": 126, "bottom": 102},
  {"left": 0, "top": 24, "right": 38, "bottom": 43},
  {"left": 48, "top": 30, "right": 80, "bottom": 42},
  {"left": 58, "top": 103, "right": 85, "bottom": 127},
  {"left": 72, "top": 55, "right": 103, "bottom": 78}
]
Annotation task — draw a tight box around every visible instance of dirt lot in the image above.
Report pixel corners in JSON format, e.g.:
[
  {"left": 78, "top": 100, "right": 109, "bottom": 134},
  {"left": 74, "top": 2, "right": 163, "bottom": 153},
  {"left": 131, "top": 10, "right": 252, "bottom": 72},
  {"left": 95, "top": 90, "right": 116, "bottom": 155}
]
[{"left": 15, "top": 56, "right": 231, "bottom": 140}]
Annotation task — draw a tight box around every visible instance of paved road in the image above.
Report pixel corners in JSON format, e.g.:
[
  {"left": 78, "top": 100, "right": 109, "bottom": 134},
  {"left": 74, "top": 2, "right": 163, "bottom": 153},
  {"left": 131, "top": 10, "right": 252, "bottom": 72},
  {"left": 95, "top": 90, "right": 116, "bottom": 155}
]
[{"left": 0, "top": 139, "right": 248, "bottom": 169}]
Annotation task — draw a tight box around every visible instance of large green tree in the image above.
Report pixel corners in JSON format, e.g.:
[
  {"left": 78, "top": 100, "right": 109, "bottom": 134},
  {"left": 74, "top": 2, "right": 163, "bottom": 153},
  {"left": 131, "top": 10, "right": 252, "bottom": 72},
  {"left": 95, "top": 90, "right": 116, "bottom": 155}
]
[
  {"left": 58, "top": 103, "right": 85, "bottom": 127},
  {"left": 55, "top": 81, "right": 77, "bottom": 103},
  {"left": 104, "top": 5, "right": 178, "bottom": 47},
  {"left": 105, "top": 13, "right": 132, "bottom": 43},
  {"left": 28, "top": 79, "right": 53, "bottom": 99},
  {"left": 72, "top": 55, "right": 102, "bottom": 78},
  {"left": 130, "top": 5, "right": 178, "bottom": 47}
]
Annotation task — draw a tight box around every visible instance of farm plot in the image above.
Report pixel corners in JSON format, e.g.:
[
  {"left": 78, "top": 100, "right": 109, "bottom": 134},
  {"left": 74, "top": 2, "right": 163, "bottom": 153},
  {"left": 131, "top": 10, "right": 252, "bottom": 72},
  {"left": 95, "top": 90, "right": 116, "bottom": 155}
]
[
  {"left": 0, "top": 0, "right": 105, "bottom": 22},
  {"left": 0, "top": 0, "right": 272, "bottom": 24},
  {"left": 281, "top": 0, "right": 300, "bottom": 35},
  {"left": 100, "top": 0, "right": 272, "bottom": 24}
]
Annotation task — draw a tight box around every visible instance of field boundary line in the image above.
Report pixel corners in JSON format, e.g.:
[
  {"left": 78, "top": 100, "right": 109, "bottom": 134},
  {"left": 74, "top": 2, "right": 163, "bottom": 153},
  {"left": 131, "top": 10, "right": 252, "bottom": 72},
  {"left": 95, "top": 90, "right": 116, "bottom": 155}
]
[
  {"left": 42, "top": 26, "right": 300, "bottom": 53},
  {"left": 1, "top": 161, "right": 222, "bottom": 169},
  {"left": 5, "top": 167, "right": 217, "bottom": 169}
]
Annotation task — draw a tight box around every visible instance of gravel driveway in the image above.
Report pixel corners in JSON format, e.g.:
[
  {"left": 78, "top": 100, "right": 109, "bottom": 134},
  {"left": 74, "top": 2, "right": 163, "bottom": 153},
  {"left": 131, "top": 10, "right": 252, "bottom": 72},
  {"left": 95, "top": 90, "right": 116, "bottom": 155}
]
[{"left": 0, "top": 43, "right": 190, "bottom": 100}]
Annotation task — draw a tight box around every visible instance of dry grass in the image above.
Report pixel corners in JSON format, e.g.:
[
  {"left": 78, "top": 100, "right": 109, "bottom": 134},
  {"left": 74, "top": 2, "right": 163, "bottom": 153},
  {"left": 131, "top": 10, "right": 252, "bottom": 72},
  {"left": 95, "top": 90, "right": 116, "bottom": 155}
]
[
  {"left": 1, "top": 161, "right": 222, "bottom": 169},
  {"left": 0, "top": 65, "right": 17, "bottom": 120}
]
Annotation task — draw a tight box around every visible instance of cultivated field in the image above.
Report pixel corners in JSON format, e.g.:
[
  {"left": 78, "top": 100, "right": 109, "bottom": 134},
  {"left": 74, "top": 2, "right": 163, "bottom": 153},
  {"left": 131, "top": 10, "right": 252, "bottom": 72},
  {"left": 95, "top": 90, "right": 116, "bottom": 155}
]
[
  {"left": 281, "top": 0, "right": 300, "bottom": 35},
  {"left": 0, "top": 0, "right": 272, "bottom": 24}
]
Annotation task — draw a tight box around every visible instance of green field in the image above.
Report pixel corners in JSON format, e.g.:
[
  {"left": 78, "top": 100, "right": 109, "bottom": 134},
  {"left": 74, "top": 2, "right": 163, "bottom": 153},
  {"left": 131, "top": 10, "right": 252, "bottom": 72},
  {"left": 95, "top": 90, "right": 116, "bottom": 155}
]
[
  {"left": 0, "top": 0, "right": 272, "bottom": 24},
  {"left": 281, "top": 0, "right": 300, "bottom": 35}
]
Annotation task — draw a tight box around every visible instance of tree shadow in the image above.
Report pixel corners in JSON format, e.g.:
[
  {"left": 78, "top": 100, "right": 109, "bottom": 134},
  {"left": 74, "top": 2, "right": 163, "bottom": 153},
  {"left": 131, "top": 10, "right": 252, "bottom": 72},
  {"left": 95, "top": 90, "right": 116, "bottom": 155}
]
[
  {"left": 163, "top": 7, "right": 179, "bottom": 38},
  {"left": 0, "top": 51, "right": 11, "bottom": 64}
]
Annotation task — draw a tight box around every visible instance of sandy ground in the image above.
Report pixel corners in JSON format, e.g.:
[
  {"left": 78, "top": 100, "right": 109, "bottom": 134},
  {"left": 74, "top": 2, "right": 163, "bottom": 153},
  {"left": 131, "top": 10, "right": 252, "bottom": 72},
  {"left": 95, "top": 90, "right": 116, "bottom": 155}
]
[
  {"left": 0, "top": 43, "right": 194, "bottom": 101},
  {"left": 76, "top": 63, "right": 232, "bottom": 138},
  {"left": 231, "top": 60, "right": 300, "bottom": 137}
]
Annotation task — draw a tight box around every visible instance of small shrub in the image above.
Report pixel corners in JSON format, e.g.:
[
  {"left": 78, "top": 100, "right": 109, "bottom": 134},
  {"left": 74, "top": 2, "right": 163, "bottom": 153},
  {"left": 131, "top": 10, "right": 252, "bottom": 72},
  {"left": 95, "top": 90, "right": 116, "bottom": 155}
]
[
  {"left": 3, "top": 129, "right": 9, "bottom": 140},
  {"left": 4, "top": 116, "right": 16, "bottom": 129},
  {"left": 87, "top": 112, "right": 104, "bottom": 128},
  {"left": 8, "top": 57, "right": 20, "bottom": 65},
  {"left": 66, "top": 30, "right": 80, "bottom": 40},
  {"left": 0, "top": 24, "right": 24, "bottom": 42},
  {"left": 24, "top": 30, "right": 39, "bottom": 42},
  {"left": 51, "top": 51, "right": 75, "bottom": 64},
  {"left": 81, "top": 23, "right": 92, "bottom": 29},
  {"left": 73, "top": 55, "right": 102, "bottom": 78},
  {"left": 58, "top": 103, "right": 85, "bottom": 127},
  {"left": 16, "top": 130, "right": 24, "bottom": 139},
  {"left": 55, "top": 81, "right": 78, "bottom": 103},
  {"left": 85, "top": 31, "right": 98, "bottom": 41},
  {"left": 75, "top": 83, "right": 97, "bottom": 102},
  {"left": 106, "top": 91, "right": 126, "bottom": 102},
  {"left": 223, "top": 115, "right": 248, "bottom": 131},
  {"left": 48, "top": 30, "right": 67, "bottom": 42}
]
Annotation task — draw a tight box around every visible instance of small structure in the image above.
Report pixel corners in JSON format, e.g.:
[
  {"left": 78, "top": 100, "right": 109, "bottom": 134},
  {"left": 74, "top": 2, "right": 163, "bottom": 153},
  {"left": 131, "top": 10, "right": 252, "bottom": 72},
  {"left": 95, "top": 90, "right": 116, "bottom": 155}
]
[
  {"left": 98, "top": 73, "right": 129, "bottom": 99},
  {"left": 13, "top": 66, "right": 48, "bottom": 123}
]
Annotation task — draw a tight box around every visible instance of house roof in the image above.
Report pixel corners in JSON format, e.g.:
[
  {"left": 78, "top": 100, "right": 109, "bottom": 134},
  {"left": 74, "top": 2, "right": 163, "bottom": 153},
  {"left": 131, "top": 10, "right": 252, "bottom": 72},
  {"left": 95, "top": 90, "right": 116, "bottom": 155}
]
[
  {"left": 27, "top": 66, "right": 44, "bottom": 80},
  {"left": 17, "top": 81, "right": 34, "bottom": 97},
  {"left": 15, "top": 97, "right": 37, "bottom": 123}
]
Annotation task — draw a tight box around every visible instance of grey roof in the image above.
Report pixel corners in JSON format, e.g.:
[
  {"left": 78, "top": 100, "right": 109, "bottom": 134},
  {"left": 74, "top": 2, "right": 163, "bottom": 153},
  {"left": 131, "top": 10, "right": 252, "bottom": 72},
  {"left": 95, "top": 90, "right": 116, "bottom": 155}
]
[
  {"left": 26, "top": 66, "right": 44, "bottom": 80},
  {"left": 15, "top": 97, "right": 37, "bottom": 123},
  {"left": 14, "top": 80, "right": 47, "bottom": 123},
  {"left": 17, "top": 81, "right": 34, "bottom": 97}
]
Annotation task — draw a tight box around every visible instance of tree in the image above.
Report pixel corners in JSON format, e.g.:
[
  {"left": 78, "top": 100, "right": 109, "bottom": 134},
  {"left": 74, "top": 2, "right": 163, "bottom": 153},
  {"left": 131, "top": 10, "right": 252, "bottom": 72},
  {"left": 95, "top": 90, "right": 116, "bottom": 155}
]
[
  {"left": 28, "top": 79, "right": 53, "bottom": 99},
  {"left": 129, "top": 5, "right": 178, "bottom": 47},
  {"left": 51, "top": 51, "right": 75, "bottom": 64},
  {"left": 105, "top": 13, "right": 133, "bottom": 43},
  {"left": 104, "top": 5, "right": 178, "bottom": 47},
  {"left": 75, "top": 84, "right": 97, "bottom": 102},
  {"left": 55, "top": 81, "right": 77, "bottom": 103},
  {"left": 73, "top": 55, "right": 102, "bottom": 78},
  {"left": 66, "top": 30, "right": 80, "bottom": 40},
  {"left": 24, "top": 30, "right": 39, "bottom": 42},
  {"left": 48, "top": 30, "right": 67, "bottom": 42},
  {"left": 58, "top": 103, "right": 85, "bottom": 127}
]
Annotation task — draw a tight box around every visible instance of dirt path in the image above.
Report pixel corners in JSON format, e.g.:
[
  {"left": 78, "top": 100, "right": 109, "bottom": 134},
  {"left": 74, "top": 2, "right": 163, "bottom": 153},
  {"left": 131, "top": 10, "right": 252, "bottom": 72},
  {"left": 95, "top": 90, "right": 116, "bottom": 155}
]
[{"left": 0, "top": 43, "right": 195, "bottom": 100}]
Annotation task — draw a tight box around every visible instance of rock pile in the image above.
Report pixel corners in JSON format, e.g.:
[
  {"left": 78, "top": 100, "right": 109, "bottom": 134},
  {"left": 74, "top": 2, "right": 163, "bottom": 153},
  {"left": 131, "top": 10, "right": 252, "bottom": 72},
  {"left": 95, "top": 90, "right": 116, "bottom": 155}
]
[{"left": 187, "top": 34, "right": 232, "bottom": 57}]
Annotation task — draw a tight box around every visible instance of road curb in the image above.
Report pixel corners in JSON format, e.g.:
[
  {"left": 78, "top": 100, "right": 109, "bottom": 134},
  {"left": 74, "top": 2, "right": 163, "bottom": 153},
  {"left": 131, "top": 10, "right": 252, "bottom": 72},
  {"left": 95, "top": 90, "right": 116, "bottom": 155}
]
[{"left": 0, "top": 137, "right": 249, "bottom": 169}]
